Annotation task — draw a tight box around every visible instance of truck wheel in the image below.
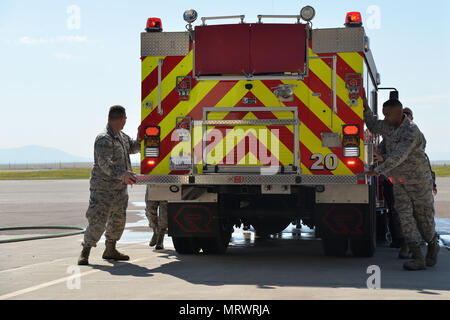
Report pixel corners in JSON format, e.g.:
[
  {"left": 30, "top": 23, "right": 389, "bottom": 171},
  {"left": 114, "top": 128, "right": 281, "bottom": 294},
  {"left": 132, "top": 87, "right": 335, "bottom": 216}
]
[
  {"left": 172, "top": 237, "right": 201, "bottom": 254},
  {"left": 350, "top": 238, "right": 376, "bottom": 257},
  {"left": 322, "top": 238, "right": 348, "bottom": 256},
  {"left": 199, "top": 231, "right": 232, "bottom": 254},
  {"left": 252, "top": 219, "right": 291, "bottom": 237}
]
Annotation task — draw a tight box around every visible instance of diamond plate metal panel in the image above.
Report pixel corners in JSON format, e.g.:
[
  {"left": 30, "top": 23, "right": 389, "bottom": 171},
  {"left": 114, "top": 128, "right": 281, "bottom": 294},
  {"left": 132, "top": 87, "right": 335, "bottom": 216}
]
[
  {"left": 136, "top": 175, "right": 189, "bottom": 184},
  {"left": 301, "top": 175, "right": 358, "bottom": 184},
  {"left": 196, "top": 119, "right": 299, "bottom": 126},
  {"left": 136, "top": 174, "right": 359, "bottom": 185},
  {"left": 312, "top": 27, "right": 364, "bottom": 53},
  {"left": 141, "top": 32, "right": 190, "bottom": 57}
]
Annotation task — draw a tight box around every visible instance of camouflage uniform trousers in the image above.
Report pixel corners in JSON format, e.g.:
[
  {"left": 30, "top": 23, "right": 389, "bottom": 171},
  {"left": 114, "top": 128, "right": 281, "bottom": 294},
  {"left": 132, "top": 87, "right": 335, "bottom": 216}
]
[
  {"left": 145, "top": 201, "right": 168, "bottom": 233},
  {"left": 144, "top": 192, "right": 168, "bottom": 235},
  {"left": 82, "top": 189, "right": 129, "bottom": 248},
  {"left": 393, "top": 180, "right": 436, "bottom": 245}
]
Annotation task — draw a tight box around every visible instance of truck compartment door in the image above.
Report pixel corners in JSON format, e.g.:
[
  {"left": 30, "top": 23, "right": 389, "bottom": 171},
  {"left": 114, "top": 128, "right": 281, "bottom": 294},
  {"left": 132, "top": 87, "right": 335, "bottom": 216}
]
[
  {"left": 250, "top": 23, "right": 307, "bottom": 75},
  {"left": 194, "top": 24, "right": 250, "bottom": 76}
]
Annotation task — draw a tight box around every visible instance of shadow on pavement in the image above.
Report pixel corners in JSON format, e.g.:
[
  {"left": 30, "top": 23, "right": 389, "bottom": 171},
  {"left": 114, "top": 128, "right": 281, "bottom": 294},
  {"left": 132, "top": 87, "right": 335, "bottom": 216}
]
[
  {"left": 85, "top": 237, "right": 450, "bottom": 294},
  {"left": 89, "top": 261, "right": 154, "bottom": 278},
  {"left": 143, "top": 238, "right": 450, "bottom": 293}
]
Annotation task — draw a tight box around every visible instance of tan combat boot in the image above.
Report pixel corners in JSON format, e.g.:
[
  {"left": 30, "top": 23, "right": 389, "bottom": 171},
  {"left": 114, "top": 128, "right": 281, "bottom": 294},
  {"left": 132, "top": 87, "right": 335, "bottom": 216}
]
[
  {"left": 155, "top": 232, "right": 165, "bottom": 250},
  {"left": 149, "top": 231, "right": 159, "bottom": 247},
  {"left": 403, "top": 242, "right": 426, "bottom": 271},
  {"left": 102, "top": 241, "right": 129, "bottom": 261},
  {"left": 426, "top": 234, "right": 440, "bottom": 267},
  {"left": 77, "top": 246, "right": 91, "bottom": 265}
]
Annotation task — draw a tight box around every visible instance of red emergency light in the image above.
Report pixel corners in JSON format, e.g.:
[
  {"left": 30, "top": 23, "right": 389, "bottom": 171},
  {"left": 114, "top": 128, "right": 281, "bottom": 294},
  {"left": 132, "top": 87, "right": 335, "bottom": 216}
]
[
  {"left": 346, "top": 159, "right": 356, "bottom": 166},
  {"left": 146, "top": 18, "right": 162, "bottom": 32},
  {"left": 343, "top": 125, "right": 359, "bottom": 136},
  {"left": 145, "top": 126, "right": 160, "bottom": 137},
  {"left": 147, "top": 159, "right": 156, "bottom": 166},
  {"left": 345, "top": 12, "right": 362, "bottom": 27}
]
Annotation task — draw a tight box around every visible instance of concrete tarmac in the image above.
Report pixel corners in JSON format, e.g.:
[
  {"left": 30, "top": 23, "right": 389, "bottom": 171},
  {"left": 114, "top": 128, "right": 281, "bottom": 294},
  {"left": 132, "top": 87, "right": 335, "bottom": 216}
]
[{"left": 0, "top": 179, "right": 449, "bottom": 300}]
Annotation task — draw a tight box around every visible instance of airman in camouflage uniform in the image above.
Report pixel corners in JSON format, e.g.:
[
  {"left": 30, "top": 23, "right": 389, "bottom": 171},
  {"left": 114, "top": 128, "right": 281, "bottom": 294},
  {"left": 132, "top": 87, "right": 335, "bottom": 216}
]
[
  {"left": 375, "top": 107, "right": 438, "bottom": 259},
  {"left": 78, "top": 105, "right": 141, "bottom": 265},
  {"left": 403, "top": 107, "right": 438, "bottom": 195},
  {"left": 364, "top": 97, "right": 439, "bottom": 271},
  {"left": 145, "top": 187, "right": 168, "bottom": 250}
]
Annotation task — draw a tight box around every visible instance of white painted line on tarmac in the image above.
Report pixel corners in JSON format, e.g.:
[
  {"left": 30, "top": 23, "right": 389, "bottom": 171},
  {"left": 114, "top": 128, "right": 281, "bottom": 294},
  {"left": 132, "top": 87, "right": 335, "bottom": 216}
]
[
  {"left": 0, "top": 256, "right": 152, "bottom": 300},
  {"left": 0, "top": 258, "right": 69, "bottom": 274}
]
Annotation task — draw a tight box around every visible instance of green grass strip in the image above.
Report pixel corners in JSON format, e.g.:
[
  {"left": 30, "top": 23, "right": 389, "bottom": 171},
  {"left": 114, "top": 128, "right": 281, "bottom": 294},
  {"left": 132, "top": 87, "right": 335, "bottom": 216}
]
[
  {"left": 432, "top": 166, "right": 450, "bottom": 177},
  {"left": 0, "top": 166, "right": 448, "bottom": 180},
  {"left": 0, "top": 168, "right": 141, "bottom": 180}
]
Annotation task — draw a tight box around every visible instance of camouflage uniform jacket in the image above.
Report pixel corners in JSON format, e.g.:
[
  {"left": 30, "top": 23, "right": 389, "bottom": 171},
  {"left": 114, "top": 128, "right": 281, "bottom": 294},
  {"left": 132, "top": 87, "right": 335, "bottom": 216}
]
[
  {"left": 378, "top": 138, "right": 436, "bottom": 188},
  {"left": 90, "top": 124, "right": 141, "bottom": 191},
  {"left": 364, "top": 108, "right": 432, "bottom": 184}
]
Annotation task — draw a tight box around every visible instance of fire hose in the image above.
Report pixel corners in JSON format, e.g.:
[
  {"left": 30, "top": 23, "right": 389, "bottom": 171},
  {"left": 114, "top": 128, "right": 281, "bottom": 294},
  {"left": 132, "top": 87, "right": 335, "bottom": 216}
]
[{"left": 0, "top": 226, "right": 85, "bottom": 244}]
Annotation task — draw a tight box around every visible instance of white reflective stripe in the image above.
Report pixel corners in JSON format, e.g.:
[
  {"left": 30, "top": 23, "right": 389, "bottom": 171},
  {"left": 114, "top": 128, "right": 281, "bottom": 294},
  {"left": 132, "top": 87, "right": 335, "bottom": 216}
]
[
  {"left": 145, "top": 147, "right": 160, "bottom": 157},
  {"left": 343, "top": 147, "right": 360, "bottom": 157}
]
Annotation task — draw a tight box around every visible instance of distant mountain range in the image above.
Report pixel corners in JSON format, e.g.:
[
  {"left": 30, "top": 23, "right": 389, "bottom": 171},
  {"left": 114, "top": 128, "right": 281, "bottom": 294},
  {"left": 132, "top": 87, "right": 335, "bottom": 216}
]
[
  {"left": 0, "top": 145, "right": 447, "bottom": 166},
  {"left": 0, "top": 145, "right": 92, "bottom": 164}
]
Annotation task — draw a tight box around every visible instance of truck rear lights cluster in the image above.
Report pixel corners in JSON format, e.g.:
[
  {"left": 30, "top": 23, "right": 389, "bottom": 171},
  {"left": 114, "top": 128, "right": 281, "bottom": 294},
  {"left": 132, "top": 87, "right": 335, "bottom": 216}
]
[
  {"left": 144, "top": 125, "right": 161, "bottom": 169},
  {"left": 342, "top": 124, "right": 360, "bottom": 158}
]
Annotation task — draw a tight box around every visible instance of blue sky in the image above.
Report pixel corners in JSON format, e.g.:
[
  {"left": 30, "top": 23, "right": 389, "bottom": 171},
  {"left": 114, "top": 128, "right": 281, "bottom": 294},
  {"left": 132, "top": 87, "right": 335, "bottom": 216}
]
[{"left": 0, "top": 0, "right": 449, "bottom": 161}]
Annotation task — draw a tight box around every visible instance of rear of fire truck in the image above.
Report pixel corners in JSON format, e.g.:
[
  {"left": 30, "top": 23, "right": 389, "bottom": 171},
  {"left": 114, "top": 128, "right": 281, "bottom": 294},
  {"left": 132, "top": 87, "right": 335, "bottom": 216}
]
[{"left": 137, "top": 7, "right": 381, "bottom": 256}]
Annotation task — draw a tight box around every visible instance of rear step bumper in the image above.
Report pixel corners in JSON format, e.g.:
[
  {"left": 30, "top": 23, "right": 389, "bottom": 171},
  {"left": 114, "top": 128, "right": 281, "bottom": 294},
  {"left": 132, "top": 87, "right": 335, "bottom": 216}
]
[{"left": 135, "top": 174, "right": 365, "bottom": 185}]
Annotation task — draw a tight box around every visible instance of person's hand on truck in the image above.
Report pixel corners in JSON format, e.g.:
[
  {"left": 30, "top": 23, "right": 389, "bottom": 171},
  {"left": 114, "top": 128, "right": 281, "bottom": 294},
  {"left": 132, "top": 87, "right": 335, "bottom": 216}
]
[
  {"left": 365, "top": 170, "right": 377, "bottom": 177},
  {"left": 137, "top": 125, "right": 142, "bottom": 142},
  {"left": 373, "top": 148, "right": 384, "bottom": 163},
  {"left": 122, "top": 171, "right": 137, "bottom": 185},
  {"left": 362, "top": 90, "right": 369, "bottom": 112}
]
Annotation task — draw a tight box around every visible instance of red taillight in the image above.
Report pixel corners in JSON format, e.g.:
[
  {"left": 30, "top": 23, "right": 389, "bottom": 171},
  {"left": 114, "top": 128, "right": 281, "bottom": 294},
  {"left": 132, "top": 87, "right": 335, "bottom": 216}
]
[
  {"left": 345, "top": 12, "right": 362, "bottom": 26},
  {"left": 343, "top": 125, "right": 359, "bottom": 136},
  {"left": 147, "top": 159, "right": 156, "bottom": 166},
  {"left": 145, "top": 126, "right": 160, "bottom": 137},
  {"left": 347, "top": 159, "right": 356, "bottom": 166},
  {"left": 145, "top": 18, "right": 162, "bottom": 32}
]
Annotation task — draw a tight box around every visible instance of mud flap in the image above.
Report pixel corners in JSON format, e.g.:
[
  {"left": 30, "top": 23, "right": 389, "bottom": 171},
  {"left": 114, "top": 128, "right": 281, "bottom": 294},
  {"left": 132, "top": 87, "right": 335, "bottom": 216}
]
[
  {"left": 167, "top": 202, "right": 220, "bottom": 238},
  {"left": 315, "top": 203, "right": 373, "bottom": 240},
  {"left": 315, "top": 186, "right": 376, "bottom": 257}
]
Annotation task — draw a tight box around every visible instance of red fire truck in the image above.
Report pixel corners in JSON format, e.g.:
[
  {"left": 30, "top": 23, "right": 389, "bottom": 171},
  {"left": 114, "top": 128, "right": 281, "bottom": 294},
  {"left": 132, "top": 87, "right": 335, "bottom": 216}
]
[{"left": 136, "top": 7, "right": 381, "bottom": 257}]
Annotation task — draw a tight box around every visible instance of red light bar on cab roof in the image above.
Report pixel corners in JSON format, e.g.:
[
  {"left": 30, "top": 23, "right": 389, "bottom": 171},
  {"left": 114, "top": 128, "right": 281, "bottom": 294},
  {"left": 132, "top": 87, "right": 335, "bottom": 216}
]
[
  {"left": 146, "top": 18, "right": 162, "bottom": 32},
  {"left": 345, "top": 12, "right": 362, "bottom": 27}
]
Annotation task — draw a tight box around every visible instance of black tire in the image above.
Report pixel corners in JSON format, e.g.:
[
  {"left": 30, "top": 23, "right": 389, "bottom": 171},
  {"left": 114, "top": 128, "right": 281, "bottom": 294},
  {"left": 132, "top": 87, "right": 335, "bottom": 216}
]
[
  {"left": 252, "top": 219, "right": 291, "bottom": 237},
  {"left": 199, "top": 231, "right": 232, "bottom": 254},
  {"left": 322, "top": 238, "right": 348, "bottom": 256},
  {"left": 172, "top": 237, "right": 201, "bottom": 254}
]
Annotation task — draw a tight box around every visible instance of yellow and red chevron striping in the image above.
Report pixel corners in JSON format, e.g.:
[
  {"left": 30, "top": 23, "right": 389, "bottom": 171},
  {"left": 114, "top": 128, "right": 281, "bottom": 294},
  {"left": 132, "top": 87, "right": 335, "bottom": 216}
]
[{"left": 141, "top": 44, "right": 365, "bottom": 176}]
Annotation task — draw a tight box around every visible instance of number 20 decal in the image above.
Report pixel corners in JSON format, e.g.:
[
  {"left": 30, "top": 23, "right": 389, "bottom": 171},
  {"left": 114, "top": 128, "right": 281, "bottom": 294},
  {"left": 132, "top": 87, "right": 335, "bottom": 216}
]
[{"left": 310, "top": 153, "right": 338, "bottom": 171}]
